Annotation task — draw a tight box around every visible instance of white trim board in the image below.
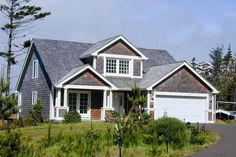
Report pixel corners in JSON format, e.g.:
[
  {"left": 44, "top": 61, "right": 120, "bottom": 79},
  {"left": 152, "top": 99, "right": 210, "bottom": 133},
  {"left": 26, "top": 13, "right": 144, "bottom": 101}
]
[{"left": 147, "top": 62, "right": 219, "bottom": 94}]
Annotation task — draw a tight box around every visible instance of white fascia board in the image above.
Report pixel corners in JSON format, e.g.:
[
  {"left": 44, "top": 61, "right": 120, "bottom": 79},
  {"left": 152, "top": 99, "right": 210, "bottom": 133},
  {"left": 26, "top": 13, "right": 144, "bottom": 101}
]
[
  {"left": 15, "top": 40, "right": 34, "bottom": 91},
  {"left": 56, "top": 65, "right": 117, "bottom": 90},
  {"left": 63, "top": 85, "right": 110, "bottom": 90},
  {"left": 92, "top": 35, "right": 148, "bottom": 60},
  {"left": 147, "top": 62, "right": 219, "bottom": 94}
]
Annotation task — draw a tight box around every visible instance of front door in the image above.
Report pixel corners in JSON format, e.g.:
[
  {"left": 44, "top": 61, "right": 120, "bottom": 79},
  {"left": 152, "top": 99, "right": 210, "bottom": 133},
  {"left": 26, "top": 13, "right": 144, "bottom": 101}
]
[
  {"left": 113, "top": 92, "right": 124, "bottom": 117},
  {"left": 68, "top": 91, "right": 90, "bottom": 119}
]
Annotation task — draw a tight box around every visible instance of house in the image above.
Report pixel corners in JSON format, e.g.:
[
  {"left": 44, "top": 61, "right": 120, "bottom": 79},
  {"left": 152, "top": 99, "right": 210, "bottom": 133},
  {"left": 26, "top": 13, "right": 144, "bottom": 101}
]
[
  {"left": 16, "top": 35, "right": 219, "bottom": 123},
  {"left": 189, "top": 60, "right": 214, "bottom": 77}
]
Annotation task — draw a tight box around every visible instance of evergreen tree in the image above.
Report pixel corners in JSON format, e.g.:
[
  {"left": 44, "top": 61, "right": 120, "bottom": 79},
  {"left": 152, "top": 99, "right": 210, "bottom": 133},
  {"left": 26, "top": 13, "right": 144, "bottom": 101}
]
[
  {"left": 0, "top": 0, "right": 50, "bottom": 95},
  {"left": 209, "top": 45, "right": 223, "bottom": 83},
  {"left": 0, "top": 76, "right": 18, "bottom": 127},
  {"left": 223, "top": 44, "right": 233, "bottom": 73}
]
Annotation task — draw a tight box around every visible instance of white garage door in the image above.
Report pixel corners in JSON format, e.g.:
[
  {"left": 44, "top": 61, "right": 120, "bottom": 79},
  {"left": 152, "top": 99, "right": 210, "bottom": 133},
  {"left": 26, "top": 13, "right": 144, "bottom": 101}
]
[{"left": 155, "top": 94, "right": 208, "bottom": 123}]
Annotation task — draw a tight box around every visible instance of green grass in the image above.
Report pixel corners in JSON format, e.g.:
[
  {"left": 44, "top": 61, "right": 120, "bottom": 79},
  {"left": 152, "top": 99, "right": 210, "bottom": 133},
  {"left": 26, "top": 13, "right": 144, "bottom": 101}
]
[
  {"left": 0, "top": 122, "right": 220, "bottom": 157},
  {"left": 15, "top": 121, "right": 114, "bottom": 145}
]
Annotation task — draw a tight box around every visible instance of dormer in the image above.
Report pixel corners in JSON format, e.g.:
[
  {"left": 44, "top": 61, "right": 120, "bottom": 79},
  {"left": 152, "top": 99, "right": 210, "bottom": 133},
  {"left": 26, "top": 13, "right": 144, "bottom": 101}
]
[{"left": 80, "top": 35, "right": 148, "bottom": 78}]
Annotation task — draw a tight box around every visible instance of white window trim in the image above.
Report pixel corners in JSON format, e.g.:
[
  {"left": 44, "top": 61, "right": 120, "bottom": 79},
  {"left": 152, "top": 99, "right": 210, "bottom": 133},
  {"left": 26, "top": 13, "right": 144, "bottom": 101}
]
[
  {"left": 32, "top": 59, "right": 39, "bottom": 79},
  {"left": 104, "top": 57, "right": 132, "bottom": 77},
  {"left": 32, "top": 91, "right": 37, "bottom": 105}
]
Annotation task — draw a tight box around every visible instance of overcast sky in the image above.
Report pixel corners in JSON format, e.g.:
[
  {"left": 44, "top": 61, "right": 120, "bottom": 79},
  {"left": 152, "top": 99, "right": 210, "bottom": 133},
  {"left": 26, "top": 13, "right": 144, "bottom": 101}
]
[{"left": 1, "top": 0, "right": 236, "bottom": 90}]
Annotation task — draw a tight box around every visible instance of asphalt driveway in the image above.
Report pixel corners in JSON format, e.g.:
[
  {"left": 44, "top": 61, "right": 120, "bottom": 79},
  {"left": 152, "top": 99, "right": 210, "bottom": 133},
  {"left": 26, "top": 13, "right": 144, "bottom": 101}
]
[{"left": 192, "top": 124, "right": 236, "bottom": 157}]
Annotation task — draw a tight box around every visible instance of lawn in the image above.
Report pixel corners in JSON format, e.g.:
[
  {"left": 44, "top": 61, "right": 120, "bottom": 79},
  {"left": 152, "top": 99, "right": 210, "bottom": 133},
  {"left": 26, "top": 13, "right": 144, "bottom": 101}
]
[{"left": 0, "top": 121, "right": 220, "bottom": 157}]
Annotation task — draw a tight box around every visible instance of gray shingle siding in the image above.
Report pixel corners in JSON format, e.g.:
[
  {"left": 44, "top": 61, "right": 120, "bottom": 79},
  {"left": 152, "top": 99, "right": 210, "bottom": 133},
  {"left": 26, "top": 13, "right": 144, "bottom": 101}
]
[{"left": 19, "top": 48, "right": 51, "bottom": 119}]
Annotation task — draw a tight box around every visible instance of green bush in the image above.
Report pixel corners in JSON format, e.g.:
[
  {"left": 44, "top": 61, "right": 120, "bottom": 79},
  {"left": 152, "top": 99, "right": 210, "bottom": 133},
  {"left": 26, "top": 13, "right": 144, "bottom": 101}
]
[
  {"left": 146, "top": 117, "right": 191, "bottom": 149},
  {"left": 63, "top": 111, "right": 81, "bottom": 123},
  {"left": 28, "top": 100, "right": 44, "bottom": 125}
]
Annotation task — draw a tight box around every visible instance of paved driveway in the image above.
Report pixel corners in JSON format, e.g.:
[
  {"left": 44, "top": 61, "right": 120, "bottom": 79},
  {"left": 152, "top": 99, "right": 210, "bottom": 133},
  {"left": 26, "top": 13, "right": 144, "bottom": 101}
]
[{"left": 192, "top": 124, "right": 236, "bottom": 157}]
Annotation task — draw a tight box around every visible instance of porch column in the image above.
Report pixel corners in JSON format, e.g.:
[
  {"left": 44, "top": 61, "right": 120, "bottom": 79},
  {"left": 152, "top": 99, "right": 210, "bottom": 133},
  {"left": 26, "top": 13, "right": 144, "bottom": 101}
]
[
  {"left": 103, "top": 90, "right": 107, "bottom": 108},
  {"left": 56, "top": 89, "right": 61, "bottom": 107},
  {"left": 147, "top": 91, "right": 150, "bottom": 109},
  {"left": 109, "top": 90, "right": 113, "bottom": 108},
  {"left": 64, "top": 88, "right": 68, "bottom": 107}
]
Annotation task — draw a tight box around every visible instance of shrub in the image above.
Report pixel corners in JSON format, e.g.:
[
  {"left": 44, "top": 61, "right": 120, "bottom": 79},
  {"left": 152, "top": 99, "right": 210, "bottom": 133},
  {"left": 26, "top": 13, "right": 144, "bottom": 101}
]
[
  {"left": 28, "top": 100, "right": 44, "bottom": 125},
  {"left": 105, "top": 110, "right": 119, "bottom": 123},
  {"left": 146, "top": 117, "right": 191, "bottom": 149},
  {"left": 0, "top": 131, "right": 21, "bottom": 157},
  {"left": 63, "top": 111, "right": 81, "bottom": 123}
]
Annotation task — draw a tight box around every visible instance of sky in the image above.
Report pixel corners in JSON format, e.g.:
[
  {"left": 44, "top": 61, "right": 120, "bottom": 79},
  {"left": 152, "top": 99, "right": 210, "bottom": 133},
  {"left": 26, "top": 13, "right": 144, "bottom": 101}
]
[{"left": 0, "top": 0, "right": 236, "bottom": 90}]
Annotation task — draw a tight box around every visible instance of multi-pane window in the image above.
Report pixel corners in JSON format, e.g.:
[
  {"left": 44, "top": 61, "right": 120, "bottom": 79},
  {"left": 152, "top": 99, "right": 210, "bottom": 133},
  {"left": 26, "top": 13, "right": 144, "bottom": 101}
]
[
  {"left": 106, "top": 59, "right": 116, "bottom": 73},
  {"left": 32, "top": 59, "right": 38, "bottom": 79},
  {"left": 80, "top": 93, "right": 88, "bottom": 114},
  {"left": 119, "top": 60, "right": 129, "bottom": 74},
  {"left": 106, "top": 58, "right": 130, "bottom": 75},
  {"left": 32, "top": 91, "right": 37, "bottom": 105},
  {"left": 69, "top": 93, "right": 77, "bottom": 111}
]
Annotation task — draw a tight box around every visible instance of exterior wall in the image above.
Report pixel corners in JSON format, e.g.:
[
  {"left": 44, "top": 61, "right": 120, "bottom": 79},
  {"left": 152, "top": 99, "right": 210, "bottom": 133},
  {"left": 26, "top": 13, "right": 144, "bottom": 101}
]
[
  {"left": 91, "top": 90, "right": 103, "bottom": 120},
  {"left": 133, "top": 59, "right": 141, "bottom": 77},
  {"left": 101, "top": 41, "right": 140, "bottom": 56},
  {"left": 66, "top": 69, "right": 109, "bottom": 86},
  {"left": 153, "top": 67, "right": 211, "bottom": 93},
  {"left": 96, "top": 56, "right": 104, "bottom": 74},
  {"left": 19, "top": 48, "right": 50, "bottom": 118}
]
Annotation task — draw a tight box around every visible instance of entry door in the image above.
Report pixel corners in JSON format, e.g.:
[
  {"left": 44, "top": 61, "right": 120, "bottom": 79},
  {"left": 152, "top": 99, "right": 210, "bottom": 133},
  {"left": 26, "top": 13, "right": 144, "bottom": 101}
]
[
  {"left": 113, "top": 93, "right": 124, "bottom": 117},
  {"left": 79, "top": 92, "right": 90, "bottom": 118}
]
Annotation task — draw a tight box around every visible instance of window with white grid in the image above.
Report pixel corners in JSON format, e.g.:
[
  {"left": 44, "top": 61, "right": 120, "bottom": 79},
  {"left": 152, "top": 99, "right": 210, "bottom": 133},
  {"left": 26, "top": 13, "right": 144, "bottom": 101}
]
[
  {"left": 119, "top": 60, "right": 129, "bottom": 74},
  {"left": 106, "top": 58, "right": 117, "bottom": 73}
]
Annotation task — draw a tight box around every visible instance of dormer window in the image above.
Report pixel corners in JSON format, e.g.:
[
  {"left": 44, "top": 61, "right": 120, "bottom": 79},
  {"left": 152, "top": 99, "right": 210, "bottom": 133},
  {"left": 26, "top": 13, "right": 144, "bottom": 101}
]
[
  {"left": 105, "top": 58, "right": 131, "bottom": 76},
  {"left": 32, "top": 59, "right": 38, "bottom": 79},
  {"left": 106, "top": 58, "right": 117, "bottom": 73}
]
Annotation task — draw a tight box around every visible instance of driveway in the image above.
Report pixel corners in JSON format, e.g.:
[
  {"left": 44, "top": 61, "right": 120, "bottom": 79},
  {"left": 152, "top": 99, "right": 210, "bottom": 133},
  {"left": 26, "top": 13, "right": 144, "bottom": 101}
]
[{"left": 192, "top": 124, "right": 236, "bottom": 157}]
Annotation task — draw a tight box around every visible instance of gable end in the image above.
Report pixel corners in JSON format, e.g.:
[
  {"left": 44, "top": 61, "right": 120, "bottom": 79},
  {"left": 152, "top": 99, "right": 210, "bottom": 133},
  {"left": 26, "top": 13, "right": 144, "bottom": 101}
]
[{"left": 153, "top": 66, "right": 212, "bottom": 93}]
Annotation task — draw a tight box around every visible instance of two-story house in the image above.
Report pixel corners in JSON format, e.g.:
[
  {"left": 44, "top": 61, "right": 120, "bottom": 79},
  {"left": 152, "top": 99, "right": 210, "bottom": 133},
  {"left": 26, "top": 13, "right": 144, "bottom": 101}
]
[{"left": 16, "top": 35, "right": 218, "bottom": 123}]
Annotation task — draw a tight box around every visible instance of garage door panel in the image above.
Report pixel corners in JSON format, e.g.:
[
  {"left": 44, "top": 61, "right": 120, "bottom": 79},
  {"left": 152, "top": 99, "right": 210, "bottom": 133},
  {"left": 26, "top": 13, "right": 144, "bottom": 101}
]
[{"left": 156, "top": 95, "right": 207, "bottom": 123}]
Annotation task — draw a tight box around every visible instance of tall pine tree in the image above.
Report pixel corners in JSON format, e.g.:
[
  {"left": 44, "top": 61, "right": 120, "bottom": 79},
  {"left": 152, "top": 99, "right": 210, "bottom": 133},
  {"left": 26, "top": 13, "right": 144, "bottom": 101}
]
[
  {"left": 209, "top": 45, "right": 223, "bottom": 84},
  {"left": 0, "top": 0, "right": 50, "bottom": 95}
]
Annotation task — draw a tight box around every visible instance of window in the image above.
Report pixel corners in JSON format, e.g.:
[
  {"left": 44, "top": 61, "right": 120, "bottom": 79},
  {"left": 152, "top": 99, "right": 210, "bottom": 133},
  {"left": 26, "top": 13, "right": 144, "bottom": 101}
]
[
  {"left": 119, "top": 60, "right": 129, "bottom": 74},
  {"left": 32, "top": 91, "right": 37, "bottom": 105},
  {"left": 32, "top": 59, "right": 38, "bottom": 78},
  {"left": 106, "top": 58, "right": 116, "bottom": 73},
  {"left": 80, "top": 93, "right": 88, "bottom": 114},
  {"left": 69, "top": 93, "right": 77, "bottom": 111},
  {"left": 105, "top": 58, "right": 130, "bottom": 76}
]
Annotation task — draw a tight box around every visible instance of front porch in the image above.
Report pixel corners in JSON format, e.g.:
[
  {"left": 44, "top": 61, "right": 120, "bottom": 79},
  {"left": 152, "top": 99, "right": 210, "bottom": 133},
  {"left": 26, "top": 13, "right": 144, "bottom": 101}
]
[{"left": 51, "top": 87, "right": 130, "bottom": 121}]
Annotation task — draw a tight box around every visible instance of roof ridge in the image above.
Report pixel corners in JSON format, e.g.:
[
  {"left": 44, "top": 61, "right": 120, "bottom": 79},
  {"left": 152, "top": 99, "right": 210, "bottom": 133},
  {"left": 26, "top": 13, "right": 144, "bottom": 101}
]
[{"left": 32, "top": 38, "right": 94, "bottom": 45}]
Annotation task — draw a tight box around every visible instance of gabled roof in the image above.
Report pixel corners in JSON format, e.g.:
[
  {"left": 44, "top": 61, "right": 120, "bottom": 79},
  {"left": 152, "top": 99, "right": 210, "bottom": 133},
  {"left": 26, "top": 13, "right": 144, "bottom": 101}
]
[
  {"left": 140, "top": 61, "right": 184, "bottom": 89},
  {"left": 56, "top": 65, "right": 117, "bottom": 89},
  {"left": 35, "top": 38, "right": 93, "bottom": 84},
  {"left": 139, "top": 48, "right": 175, "bottom": 72},
  {"left": 16, "top": 35, "right": 177, "bottom": 91},
  {"left": 80, "top": 35, "right": 148, "bottom": 60},
  {"left": 142, "top": 61, "right": 219, "bottom": 93}
]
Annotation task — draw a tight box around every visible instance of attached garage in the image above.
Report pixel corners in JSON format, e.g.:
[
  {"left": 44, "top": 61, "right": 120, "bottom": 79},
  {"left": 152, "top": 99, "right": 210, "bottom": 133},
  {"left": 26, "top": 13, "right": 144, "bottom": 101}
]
[
  {"left": 155, "top": 92, "right": 210, "bottom": 123},
  {"left": 144, "top": 62, "right": 219, "bottom": 123}
]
